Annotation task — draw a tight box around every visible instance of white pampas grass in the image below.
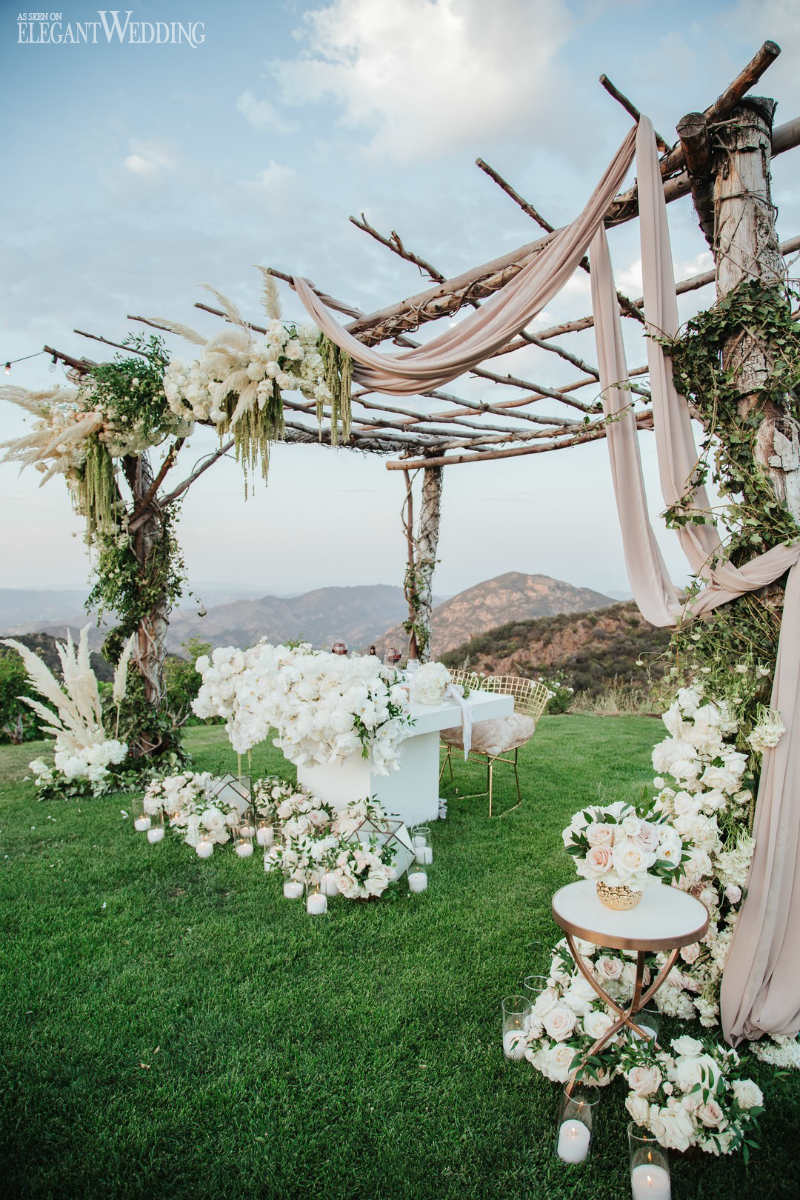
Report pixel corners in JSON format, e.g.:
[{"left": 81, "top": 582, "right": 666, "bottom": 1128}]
[
  {"left": 201, "top": 285, "right": 248, "bottom": 331},
  {"left": 1, "top": 628, "right": 106, "bottom": 751},
  {"left": 112, "top": 634, "right": 136, "bottom": 705},
  {"left": 144, "top": 318, "right": 208, "bottom": 347},
  {"left": 255, "top": 267, "right": 281, "bottom": 321}
]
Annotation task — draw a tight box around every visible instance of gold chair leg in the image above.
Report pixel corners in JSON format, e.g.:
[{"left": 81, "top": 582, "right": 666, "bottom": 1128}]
[
  {"left": 490, "top": 748, "right": 523, "bottom": 819},
  {"left": 488, "top": 758, "right": 494, "bottom": 818}
]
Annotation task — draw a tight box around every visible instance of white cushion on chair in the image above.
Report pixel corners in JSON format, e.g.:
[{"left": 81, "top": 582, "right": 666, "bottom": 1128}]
[{"left": 441, "top": 713, "right": 536, "bottom": 758}]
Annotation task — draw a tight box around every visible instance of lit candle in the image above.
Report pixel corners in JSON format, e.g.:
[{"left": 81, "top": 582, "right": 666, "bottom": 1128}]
[
  {"left": 256, "top": 826, "right": 274, "bottom": 847},
  {"left": 408, "top": 870, "right": 428, "bottom": 893},
  {"left": 502, "top": 1030, "right": 526, "bottom": 1060},
  {"left": 283, "top": 879, "right": 304, "bottom": 899},
  {"left": 415, "top": 846, "right": 433, "bottom": 865},
  {"left": 146, "top": 826, "right": 164, "bottom": 844},
  {"left": 239, "top": 824, "right": 255, "bottom": 839},
  {"left": 307, "top": 893, "right": 328, "bottom": 915},
  {"left": 235, "top": 841, "right": 254, "bottom": 858},
  {"left": 134, "top": 816, "right": 151, "bottom": 832},
  {"left": 196, "top": 839, "right": 213, "bottom": 859},
  {"left": 631, "top": 1164, "right": 671, "bottom": 1200},
  {"left": 413, "top": 835, "right": 426, "bottom": 848},
  {"left": 321, "top": 870, "right": 340, "bottom": 896},
  {"left": 556, "top": 1119, "right": 590, "bottom": 1164}
]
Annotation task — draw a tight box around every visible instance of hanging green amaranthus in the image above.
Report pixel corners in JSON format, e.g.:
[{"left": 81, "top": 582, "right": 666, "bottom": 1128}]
[
  {"left": 74, "top": 435, "right": 118, "bottom": 539},
  {"left": 319, "top": 334, "right": 352, "bottom": 446}
]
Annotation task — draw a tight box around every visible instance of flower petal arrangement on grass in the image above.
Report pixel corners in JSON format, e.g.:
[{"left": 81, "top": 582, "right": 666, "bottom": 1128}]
[
  {"left": 620, "top": 1034, "right": 763, "bottom": 1157},
  {"left": 134, "top": 770, "right": 406, "bottom": 903},
  {"left": 192, "top": 643, "right": 414, "bottom": 773}
]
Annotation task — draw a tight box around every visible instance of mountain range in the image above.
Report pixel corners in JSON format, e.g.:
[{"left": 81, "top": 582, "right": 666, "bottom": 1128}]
[{"left": 0, "top": 572, "right": 616, "bottom": 658}]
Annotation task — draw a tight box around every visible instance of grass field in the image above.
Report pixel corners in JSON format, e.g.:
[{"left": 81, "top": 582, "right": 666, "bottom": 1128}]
[{"left": 2, "top": 717, "right": 799, "bottom": 1199}]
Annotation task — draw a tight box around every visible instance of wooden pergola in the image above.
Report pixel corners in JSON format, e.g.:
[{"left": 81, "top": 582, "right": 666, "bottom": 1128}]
[{"left": 42, "top": 39, "right": 800, "bottom": 661}]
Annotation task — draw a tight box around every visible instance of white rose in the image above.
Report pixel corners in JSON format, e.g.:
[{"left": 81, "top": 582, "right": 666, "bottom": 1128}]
[
  {"left": 625, "top": 1092, "right": 651, "bottom": 1126},
  {"left": 583, "top": 1008, "right": 614, "bottom": 1039},
  {"left": 595, "top": 955, "right": 624, "bottom": 982},
  {"left": 672, "top": 1035, "right": 704, "bottom": 1058},
  {"left": 628, "top": 1065, "right": 662, "bottom": 1096},
  {"left": 612, "top": 838, "right": 646, "bottom": 879},
  {"left": 732, "top": 1079, "right": 763, "bottom": 1110},
  {"left": 542, "top": 1004, "right": 577, "bottom": 1042},
  {"left": 562, "top": 975, "right": 598, "bottom": 1016},
  {"left": 586, "top": 822, "right": 615, "bottom": 847},
  {"left": 725, "top": 883, "right": 743, "bottom": 904},
  {"left": 532, "top": 987, "right": 560, "bottom": 1019},
  {"left": 680, "top": 942, "right": 701, "bottom": 964},
  {"left": 652, "top": 1101, "right": 695, "bottom": 1151},
  {"left": 542, "top": 1042, "right": 576, "bottom": 1083}
]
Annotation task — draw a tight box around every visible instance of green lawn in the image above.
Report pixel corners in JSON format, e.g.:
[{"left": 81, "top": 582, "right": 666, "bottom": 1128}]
[{"left": 1, "top": 717, "right": 798, "bottom": 1199}]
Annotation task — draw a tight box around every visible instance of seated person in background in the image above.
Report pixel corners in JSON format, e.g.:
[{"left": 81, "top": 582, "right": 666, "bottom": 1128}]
[{"left": 331, "top": 641, "right": 348, "bottom": 656}]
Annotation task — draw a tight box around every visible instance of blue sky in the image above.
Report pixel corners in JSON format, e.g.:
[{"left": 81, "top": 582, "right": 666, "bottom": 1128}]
[{"left": 1, "top": 0, "right": 798, "bottom": 602}]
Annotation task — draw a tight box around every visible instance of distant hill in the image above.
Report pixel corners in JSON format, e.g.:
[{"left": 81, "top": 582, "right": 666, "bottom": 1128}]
[
  {"left": 378, "top": 572, "right": 615, "bottom": 658},
  {"left": 163, "top": 584, "right": 410, "bottom": 652},
  {"left": 440, "top": 601, "right": 671, "bottom": 695}
]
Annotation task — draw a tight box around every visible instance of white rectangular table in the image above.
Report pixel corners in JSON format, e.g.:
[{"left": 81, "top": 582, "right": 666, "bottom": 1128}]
[{"left": 297, "top": 688, "right": 514, "bottom": 826}]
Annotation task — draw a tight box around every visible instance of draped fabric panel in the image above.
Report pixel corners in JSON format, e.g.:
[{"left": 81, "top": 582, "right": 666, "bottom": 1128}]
[{"left": 299, "top": 114, "right": 800, "bottom": 1043}]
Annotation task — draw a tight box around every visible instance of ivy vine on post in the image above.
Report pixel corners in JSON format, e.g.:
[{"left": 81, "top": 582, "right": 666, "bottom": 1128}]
[{"left": 400, "top": 463, "right": 443, "bottom": 664}]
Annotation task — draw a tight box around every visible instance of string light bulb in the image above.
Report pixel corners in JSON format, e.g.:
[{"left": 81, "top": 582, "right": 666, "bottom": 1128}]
[{"left": 4, "top": 362, "right": 10, "bottom": 375}]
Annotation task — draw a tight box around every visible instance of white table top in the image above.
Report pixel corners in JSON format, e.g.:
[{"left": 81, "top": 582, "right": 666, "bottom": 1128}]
[
  {"left": 552, "top": 879, "right": 709, "bottom": 951},
  {"left": 407, "top": 688, "right": 514, "bottom": 736}
]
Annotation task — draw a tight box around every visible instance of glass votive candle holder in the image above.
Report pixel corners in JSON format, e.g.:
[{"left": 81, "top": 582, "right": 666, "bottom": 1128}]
[
  {"left": 501, "top": 994, "right": 530, "bottom": 1061},
  {"left": 238, "top": 814, "right": 255, "bottom": 841},
  {"left": 306, "top": 883, "right": 328, "bottom": 915},
  {"left": 412, "top": 825, "right": 430, "bottom": 850},
  {"left": 133, "top": 811, "right": 151, "bottom": 832},
  {"left": 407, "top": 863, "right": 428, "bottom": 893},
  {"left": 282, "top": 873, "right": 304, "bottom": 900},
  {"left": 256, "top": 819, "right": 274, "bottom": 847},
  {"left": 234, "top": 833, "right": 254, "bottom": 858},
  {"left": 628, "top": 1123, "right": 671, "bottom": 1199},
  {"left": 631, "top": 1008, "right": 660, "bottom": 1043},
  {"left": 555, "top": 1087, "right": 599, "bottom": 1164},
  {"left": 196, "top": 835, "right": 213, "bottom": 859},
  {"left": 146, "top": 813, "right": 165, "bottom": 844},
  {"left": 321, "top": 869, "right": 340, "bottom": 896}
]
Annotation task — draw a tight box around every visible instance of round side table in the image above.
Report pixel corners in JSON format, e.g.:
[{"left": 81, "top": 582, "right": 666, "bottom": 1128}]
[{"left": 551, "top": 879, "right": 708, "bottom": 1093}]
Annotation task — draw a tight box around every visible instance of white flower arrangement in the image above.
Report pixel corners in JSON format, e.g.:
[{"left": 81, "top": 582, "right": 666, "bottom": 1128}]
[
  {"left": 192, "top": 643, "right": 414, "bottom": 774},
  {"left": 746, "top": 705, "right": 785, "bottom": 755},
  {"left": 163, "top": 319, "right": 329, "bottom": 431},
  {"left": 620, "top": 1035, "right": 763, "bottom": 1157},
  {"left": 141, "top": 771, "right": 215, "bottom": 820},
  {"left": 332, "top": 839, "right": 397, "bottom": 900},
  {"left": 4, "top": 627, "right": 132, "bottom": 796},
  {"left": 411, "top": 661, "right": 451, "bottom": 705},
  {"left": 561, "top": 800, "right": 687, "bottom": 891}
]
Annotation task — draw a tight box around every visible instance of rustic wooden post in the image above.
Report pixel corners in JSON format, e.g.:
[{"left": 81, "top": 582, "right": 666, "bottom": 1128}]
[
  {"left": 122, "top": 450, "right": 169, "bottom": 754},
  {"left": 400, "top": 463, "right": 444, "bottom": 663},
  {"left": 711, "top": 98, "right": 800, "bottom": 521},
  {"left": 415, "top": 464, "right": 443, "bottom": 663}
]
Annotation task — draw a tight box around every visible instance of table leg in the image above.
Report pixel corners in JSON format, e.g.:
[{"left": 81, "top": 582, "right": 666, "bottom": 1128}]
[{"left": 563, "top": 935, "right": 664, "bottom": 1096}]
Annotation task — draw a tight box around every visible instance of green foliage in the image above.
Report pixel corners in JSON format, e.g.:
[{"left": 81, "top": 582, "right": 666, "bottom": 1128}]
[
  {"left": 663, "top": 280, "right": 800, "bottom": 563},
  {"left": 0, "top": 650, "right": 39, "bottom": 743},
  {"left": 661, "top": 280, "right": 800, "bottom": 748},
  {"left": 163, "top": 640, "right": 213, "bottom": 725},
  {"left": 83, "top": 334, "right": 175, "bottom": 453},
  {"left": 319, "top": 333, "right": 352, "bottom": 445},
  {"left": 1, "top": 721, "right": 796, "bottom": 1198}
]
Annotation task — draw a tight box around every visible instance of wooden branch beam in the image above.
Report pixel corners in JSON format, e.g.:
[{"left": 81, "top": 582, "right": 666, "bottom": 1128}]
[
  {"left": 386, "top": 412, "right": 654, "bottom": 470},
  {"left": 43, "top": 345, "right": 93, "bottom": 374},
  {"left": 676, "top": 112, "right": 715, "bottom": 246},
  {"left": 474, "top": 156, "right": 643, "bottom": 323},
  {"left": 532, "top": 232, "right": 800, "bottom": 343},
  {"left": 74, "top": 329, "right": 149, "bottom": 358},
  {"left": 599, "top": 75, "right": 670, "bottom": 152},
  {"left": 349, "top": 214, "right": 445, "bottom": 283}
]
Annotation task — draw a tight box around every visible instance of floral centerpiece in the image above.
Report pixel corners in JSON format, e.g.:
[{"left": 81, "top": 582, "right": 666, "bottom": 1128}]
[
  {"left": 620, "top": 1034, "right": 763, "bottom": 1157},
  {"left": 562, "top": 800, "right": 687, "bottom": 908},
  {"left": 411, "top": 661, "right": 451, "bottom": 705},
  {"left": 192, "top": 643, "right": 414, "bottom": 774}
]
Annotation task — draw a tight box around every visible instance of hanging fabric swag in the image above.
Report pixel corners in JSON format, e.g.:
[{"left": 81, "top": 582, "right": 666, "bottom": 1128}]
[{"left": 296, "top": 117, "right": 800, "bottom": 1046}]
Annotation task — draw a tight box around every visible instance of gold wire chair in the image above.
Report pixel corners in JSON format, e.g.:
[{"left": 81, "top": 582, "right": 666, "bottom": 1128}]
[{"left": 440, "top": 671, "right": 551, "bottom": 818}]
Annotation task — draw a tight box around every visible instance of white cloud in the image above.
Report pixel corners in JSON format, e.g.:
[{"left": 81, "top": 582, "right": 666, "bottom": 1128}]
[
  {"left": 272, "top": 0, "right": 573, "bottom": 161},
  {"left": 247, "top": 161, "right": 297, "bottom": 191},
  {"left": 123, "top": 140, "right": 174, "bottom": 176},
  {"left": 236, "top": 90, "right": 295, "bottom": 133}
]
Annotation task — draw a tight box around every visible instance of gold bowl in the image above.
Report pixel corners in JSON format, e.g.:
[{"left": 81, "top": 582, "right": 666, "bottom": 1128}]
[{"left": 596, "top": 879, "right": 642, "bottom": 910}]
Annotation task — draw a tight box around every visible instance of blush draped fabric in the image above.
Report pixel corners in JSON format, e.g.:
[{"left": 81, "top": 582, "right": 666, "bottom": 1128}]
[{"left": 298, "top": 114, "right": 800, "bottom": 1044}]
